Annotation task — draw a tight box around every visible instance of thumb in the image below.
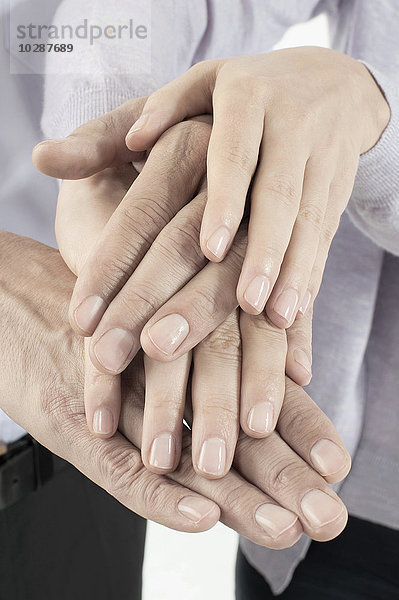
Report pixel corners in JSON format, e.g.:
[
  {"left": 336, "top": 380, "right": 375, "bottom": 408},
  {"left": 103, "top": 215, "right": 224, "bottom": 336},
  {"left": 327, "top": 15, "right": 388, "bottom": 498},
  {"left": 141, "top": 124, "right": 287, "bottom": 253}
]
[
  {"left": 32, "top": 97, "right": 147, "bottom": 180},
  {"left": 125, "top": 59, "right": 220, "bottom": 152}
]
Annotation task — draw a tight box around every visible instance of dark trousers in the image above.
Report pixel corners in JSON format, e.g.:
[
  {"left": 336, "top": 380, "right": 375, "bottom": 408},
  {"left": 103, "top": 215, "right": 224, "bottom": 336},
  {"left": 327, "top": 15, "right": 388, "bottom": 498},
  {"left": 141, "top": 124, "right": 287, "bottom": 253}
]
[
  {"left": 236, "top": 515, "right": 399, "bottom": 599},
  {"left": 0, "top": 451, "right": 146, "bottom": 600}
]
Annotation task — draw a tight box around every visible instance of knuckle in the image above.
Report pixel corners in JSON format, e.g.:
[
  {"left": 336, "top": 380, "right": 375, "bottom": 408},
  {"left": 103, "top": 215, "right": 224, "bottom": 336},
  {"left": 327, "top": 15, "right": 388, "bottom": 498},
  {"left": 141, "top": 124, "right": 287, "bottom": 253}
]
[
  {"left": 320, "top": 219, "right": 340, "bottom": 249},
  {"left": 119, "top": 197, "right": 173, "bottom": 241},
  {"left": 297, "top": 202, "right": 325, "bottom": 232},
  {"left": 118, "top": 282, "right": 160, "bottom": 322},
  {"left": 216, "top": 481, "right": 251, "bottom": 515},
  {"left": 190, "top": 287, "right": 220, "bottom": 323},
  {"left": 93, "top": 250, "right": 136, "bottom": 290},
  {"left": 263, "top": 177, "right": 299, "bottom": 212},
  {"left": 200, "top": 323, "right": 241, "bottom": 359},
  {"left": 268, "top": 459, "right": 309, "bottom": 495},
  {"left": 152, "top": 220, "right": 205, "bottom": 273},
  {"left": 221, "top": 145, "right": 255, "bottom": 176},
  {"left": 101, "top": 446, "right": 143, "bottom": 501}
]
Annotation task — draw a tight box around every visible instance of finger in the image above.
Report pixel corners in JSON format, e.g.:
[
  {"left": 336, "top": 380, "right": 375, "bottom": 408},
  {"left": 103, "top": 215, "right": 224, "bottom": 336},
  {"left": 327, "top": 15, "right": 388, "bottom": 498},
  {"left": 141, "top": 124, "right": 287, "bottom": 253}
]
[
  {"left": 84, "top": 338, "right": 120, "bottom": 438},
  {"left": 199, "top": 78, "right": 265, "bottom": 262},
  {"left": 191, "top": 311, "right": 241, "bottom": 479},
  {"left": 51, "top": 409, "right": 220, "bottom": 534},
  {"left": 70, "top": 120, "right": 210, "bottom": 338},
  {"left": 32, "top": 98, "right": 147, "bottom": 180},
  {"left": 277, "top": 379, "right": 352, "bottom": 485},
  {"left": 234, "top": 412, "right": 349, "bottom": 541},
  {"left": 236, "top": 136, "right": 307, "bottom": 320},
  {"left": 239, "top": 311, "right": 286, "bottom": 438},
  {"left": 307, "top": 156, "right": 359, "bottom": 302},
  {"left": 88, "top": 191, "right": 207, "bottom": 374},
  {"left": 265, "top": 156, "right": 332, "bottom": 327},
  {"left": 125, "top": 60, "right": 219, "bottom": 151},
  {"left": 140, "top": 229, "right": 246, "bottom": 362},
  {"left": 56, "top": 165, "right": 137, "bottom": 276},
  {"left": 141, "top": 352, "right": 191, "bottom": 474},
  {"left": 286, "top": 304, "right": 313, "bottom": 387},
  {"left": 119, "top": 387, "right": 303, "bottom": 549}
]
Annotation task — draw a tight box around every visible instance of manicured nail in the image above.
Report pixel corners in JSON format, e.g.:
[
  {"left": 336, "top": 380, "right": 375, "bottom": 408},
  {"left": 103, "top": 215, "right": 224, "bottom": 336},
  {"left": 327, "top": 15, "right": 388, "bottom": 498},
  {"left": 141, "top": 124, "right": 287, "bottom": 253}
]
[
  {"left": 74, "top": 295, "right": 107, "bottom": 334},
  {"left": 293, "top": 348, "right": 312, "bottom": 377},
  {"left": 244, "top": 276, "right": 270, "bottom": 311},
  {"left": 149, "top": 433, "right": 175, "bottom": 470},
  {"left": 247, "top": 401, "right": 274, "bottom": 434},
  {"left": 310, "top": 439, "right": 348, "bottom": 476},
  {"left": 206, "top": 226, "right": 231, "bottom": 259},
  {"left": 93, "top": 328, "right": 136, "bottom": 373},
  {"left": 255, "top": 504, "right": 298, "bottom": 539},
  {"left": 93, "top": 406, "right": 114, "bottom": 435},
  {"left": 198, "top": 438, "right": 226, "bottom": 477},
  {"left": 178, "top": 496, "right": 217, "bottom": 524},
  {"left": 147, "top": 314, "right": 189, "bottom": 355},
  {"left": 273, "top": 288, "right": 299, "bottom": 325},
  {"left": 127, "top": 113, "right": 149, "bottom": 136},
  {"left": 298, "top": 290, "right": 311, "bottom": 315},
  {"left": 301, "top": 489, "right": 343, "bottom": 527}
]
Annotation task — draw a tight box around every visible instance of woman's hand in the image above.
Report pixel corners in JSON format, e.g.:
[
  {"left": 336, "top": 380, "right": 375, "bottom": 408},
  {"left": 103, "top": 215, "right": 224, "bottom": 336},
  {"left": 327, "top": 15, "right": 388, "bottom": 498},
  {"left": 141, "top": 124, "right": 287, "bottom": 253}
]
[{"left": 125, "top": 46, "right": 390, "bottom": 327}]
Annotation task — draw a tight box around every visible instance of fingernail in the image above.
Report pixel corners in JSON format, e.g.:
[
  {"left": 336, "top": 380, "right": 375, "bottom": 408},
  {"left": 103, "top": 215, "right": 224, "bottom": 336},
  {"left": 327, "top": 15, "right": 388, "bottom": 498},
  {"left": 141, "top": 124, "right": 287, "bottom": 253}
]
[
  {"left": 198, "top": 437, "right": 226, "bottom": 477},
  {"left": 93, "top": 328, "right": 136, "bottom": 373},
  {"left": 293, "top": 348, "right": 312, "bottom": 377},
  {"left": 74, "top": 295, "right": 107, "bottom": 334},
  {"left": 93, "top": 406, "right": 114, "bottom": 435},
  {"left": 147, "top": 314, "right": 189, "bottom": 355},
  {"left": 178, "top": 496, "right": 217, "bottom": 524},
  {"left": 247, "top": 401, "right": 274, "bottom": 434},
  {"left": 255, "top": 504, "right": 298, "bottom": 539},
  {"left": 206, "top": 226, "right": 231, "bottom": 259},
  {"left": 310, "top": 439, "right": 348, "bottom": 476},
  {"left": 273, "top": 288, "right": 299, "bottom": 325},
  {"left": 127, "top": 113, "right": 149, "bottom": 136},
  {"left": 301, "top": 489, "right": 344, "bottom": 527},
  {"left": 149, "top": 433, "right": 175, "bottom": 470},
  {"left": 244, "top": 276, "right": 270, "bottom": 311},
  {"left": 298, "top": 290, "right": 311, "bottom": 315}
]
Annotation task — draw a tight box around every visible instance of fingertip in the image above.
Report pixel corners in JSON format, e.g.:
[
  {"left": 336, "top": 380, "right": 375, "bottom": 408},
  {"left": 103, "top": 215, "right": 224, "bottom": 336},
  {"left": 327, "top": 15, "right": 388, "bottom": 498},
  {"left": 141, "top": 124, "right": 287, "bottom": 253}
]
[
  {"left": 91, "top": 406, "right": 117, "bottom": 437},
  {"left": 201, "top": 225, "right": 232, "bottom": 262},
  {"left": 177, "top": 496, "right": 220, "bottom": 531}
]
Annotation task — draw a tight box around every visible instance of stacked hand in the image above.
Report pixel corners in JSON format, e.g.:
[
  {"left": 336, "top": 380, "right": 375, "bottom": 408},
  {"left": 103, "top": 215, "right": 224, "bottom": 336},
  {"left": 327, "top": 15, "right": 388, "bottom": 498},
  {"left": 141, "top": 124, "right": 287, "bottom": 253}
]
[
  {"left": 33, "top": 106, "right": 314, "bottom": 480},
  {"left": 29, "top": 44, "right": 385, "bottom": 540},
  {"left": 0, "top": 231, "right": 350, "bottom": 547}
]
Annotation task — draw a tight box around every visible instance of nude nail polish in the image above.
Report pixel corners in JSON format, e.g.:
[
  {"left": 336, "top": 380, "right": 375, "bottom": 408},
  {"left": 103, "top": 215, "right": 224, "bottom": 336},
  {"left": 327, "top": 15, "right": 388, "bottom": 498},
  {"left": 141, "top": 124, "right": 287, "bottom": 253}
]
[
  {"left": 74, "top": 295, "right": 107, "bottom": 334},
  {"left": 198, "top": 438, "right": 226, "bottom": 476},
  {"left": 147, "top": 314, "right": 189, "bottom": 355},
  {"left": 298, "top": 290, "right": 311, "bottom": 315},
  {"left": 93, "top": 328, "right": 136, "bottom": 372},
  {"left": 293, "top": 348, "right": 312, "bottom": 377},
  {"left": 93, "top": 406, "right": 114, "bottom": 435},
  {"left": 244, "top": 276, "right": 270, "bottom": 311},
  {"left": 149, "top": 433, "right": 175, "bottom": 470},
  {"left": 273, "top": 288, "right": 299, "bottom": 325},
  {"left": 247, "top": 402, "right": 274, "bottom": 434},
  {"left": 206, "top": 226, "right": 231, "bottom": 259}
]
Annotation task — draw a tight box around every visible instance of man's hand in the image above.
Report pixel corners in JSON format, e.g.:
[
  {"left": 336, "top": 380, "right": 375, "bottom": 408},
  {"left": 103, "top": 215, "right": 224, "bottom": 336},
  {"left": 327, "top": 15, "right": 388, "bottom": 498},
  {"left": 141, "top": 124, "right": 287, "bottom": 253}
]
[{"left": 0, "top": 231, "right": 350, "bottom": 546}]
